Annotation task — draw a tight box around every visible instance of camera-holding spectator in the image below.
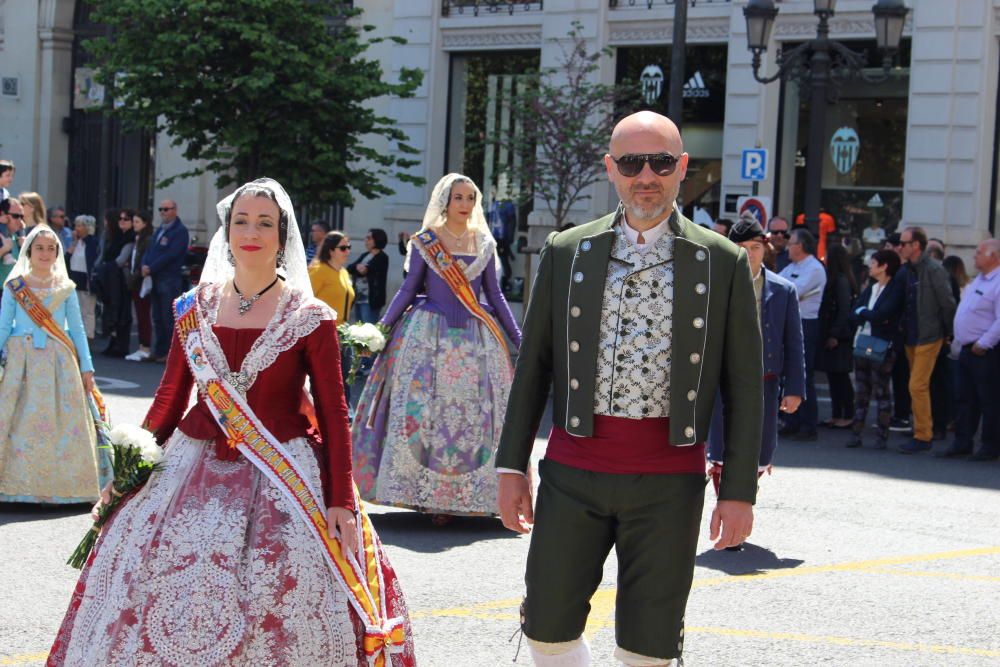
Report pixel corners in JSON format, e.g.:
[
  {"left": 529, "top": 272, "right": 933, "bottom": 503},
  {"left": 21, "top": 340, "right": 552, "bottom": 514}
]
[
  {"left": 98, "top": 209, "right": 135, "bottom": 357},
  {"left": 348, "top": 228, "right": 389, "bottom": 324}
]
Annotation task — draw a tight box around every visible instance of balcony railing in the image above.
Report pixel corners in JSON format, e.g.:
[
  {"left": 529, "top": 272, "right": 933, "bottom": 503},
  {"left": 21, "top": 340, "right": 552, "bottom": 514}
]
[
  {"left": 442, "top": 1, "right": 544, "bottom": 17},
  {"left": 609, "top": 0, "right": 731, "bottom": 8}
]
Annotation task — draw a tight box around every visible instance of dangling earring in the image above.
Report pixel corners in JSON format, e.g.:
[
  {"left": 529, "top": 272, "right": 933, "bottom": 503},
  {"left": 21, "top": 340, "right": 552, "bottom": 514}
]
[
  {"left": 276, "top": 247, "right": 285, "bottom": 267},
  {"left": 226, "top": 248, "right": 235, "bottom": 266}
]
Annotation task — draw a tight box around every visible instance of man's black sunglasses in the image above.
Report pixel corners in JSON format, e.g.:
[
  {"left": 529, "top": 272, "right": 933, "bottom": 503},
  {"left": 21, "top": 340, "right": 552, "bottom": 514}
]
[
  {"left": 610, "top": 152, "right": 679, "bottom": 177},
  {"left": 769, "top": 230, "right": 790, "bottom": 239}
]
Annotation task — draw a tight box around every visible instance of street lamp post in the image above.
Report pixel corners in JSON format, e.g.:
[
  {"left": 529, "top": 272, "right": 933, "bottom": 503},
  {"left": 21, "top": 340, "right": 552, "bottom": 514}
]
[{"left": 743, "top": 0, "right": 909, "bottom": 236}]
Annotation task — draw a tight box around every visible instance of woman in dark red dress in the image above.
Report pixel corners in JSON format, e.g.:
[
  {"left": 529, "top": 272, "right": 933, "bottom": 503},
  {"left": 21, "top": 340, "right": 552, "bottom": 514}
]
[{"left": 48, "top": 179, "right": 414, "bottom": 666}]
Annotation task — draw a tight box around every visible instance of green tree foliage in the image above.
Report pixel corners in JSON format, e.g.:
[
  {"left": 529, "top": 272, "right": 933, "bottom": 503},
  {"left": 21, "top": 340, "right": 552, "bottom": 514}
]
[
  {"left": 86, "top": 0, "right": 423, "bottom": 207},
  {"left": 500, "top": 23, "right": 638, "bottom": 229}
]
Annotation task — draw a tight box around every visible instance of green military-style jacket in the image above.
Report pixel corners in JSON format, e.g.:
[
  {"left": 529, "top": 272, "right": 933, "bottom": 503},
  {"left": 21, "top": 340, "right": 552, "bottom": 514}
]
[{"left": 496, "top": 207, "right": 764, "bottom": 503}]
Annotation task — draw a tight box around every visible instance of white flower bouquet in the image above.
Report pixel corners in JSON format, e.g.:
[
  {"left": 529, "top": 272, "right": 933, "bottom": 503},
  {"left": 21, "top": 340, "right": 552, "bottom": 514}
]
[
  {"left": 67, "top": 423, "right": 164, "bottom": 569},
  {"left": 337, "top": 321, "right": 390, "bottom": 385}
]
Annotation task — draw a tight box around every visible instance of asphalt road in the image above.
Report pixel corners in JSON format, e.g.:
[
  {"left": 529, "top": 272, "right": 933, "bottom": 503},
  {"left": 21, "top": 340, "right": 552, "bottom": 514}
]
[{"left": 1, "top": 346, "right": 998, "bottom": 666}]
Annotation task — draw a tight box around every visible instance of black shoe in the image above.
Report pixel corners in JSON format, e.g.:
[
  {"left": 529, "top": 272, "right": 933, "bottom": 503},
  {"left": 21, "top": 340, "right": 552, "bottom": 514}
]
[
  {"left": 790, "top": 431, "right": 818, "bottom": 442},
  {"left": 778, "top": 426, "right": 798, "bottom": 437},
  {"left": 969, "top": 450, "right": 999, "bottom": 462},
  {"left": 889, "top": 418, "right": 912, "bottom": 432},
  {"left": 846, "top": 434, "right": 862, "bottom": 448},
  {"left": 899, "top": 438, "right": 932, "bottom": 454},
  {"left": 934, "top": 444, "right": 973, "bottom": 458}
]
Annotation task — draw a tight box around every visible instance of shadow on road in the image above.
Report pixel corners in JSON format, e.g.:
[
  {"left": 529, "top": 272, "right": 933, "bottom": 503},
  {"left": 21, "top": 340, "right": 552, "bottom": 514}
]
[
  {"left": 775, "top": 434, "right": 1000, "bottom": 491},
  {"left": 369, "top": 510, "right": 519, "bottom": 552},
  {"left": 696, "top": 543, "right": 805, "bottom": 576},
  {"left": 0, "top": 502, "right": 89, "bottom": 527}
]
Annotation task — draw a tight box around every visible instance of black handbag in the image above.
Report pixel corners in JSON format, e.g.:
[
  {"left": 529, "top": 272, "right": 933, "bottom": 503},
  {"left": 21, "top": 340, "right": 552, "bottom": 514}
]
[{"left": 853, "top": 333, "right": 890, "bottom": 363}]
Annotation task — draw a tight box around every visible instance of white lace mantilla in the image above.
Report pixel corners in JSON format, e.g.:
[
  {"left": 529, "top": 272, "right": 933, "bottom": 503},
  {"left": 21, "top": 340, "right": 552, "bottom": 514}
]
[
  {"left": 193, "top": 283, "right": 334, "bottom": 395},
  {"left": 410, "top": 228, "right": 497, "bottom": 282}
]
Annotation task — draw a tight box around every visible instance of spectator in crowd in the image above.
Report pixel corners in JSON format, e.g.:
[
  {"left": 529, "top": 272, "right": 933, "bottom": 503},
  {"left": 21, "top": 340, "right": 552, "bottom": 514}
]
[
  {"left": 347, "top": 228, "right": 389, "bottom": 324},
  {"left": 883, "top": 231, "right": 911, "bottom": 430},
  {"left": 125, "top": 210, "right": 154, "bottom": 361},
  {"left": 142, "top": 199, "right": 189, "bottom": 362},
  {"left": 488, "top": 194, "right": 518, "bottom": 293},
  {"left": 897, "top": 226, "right": 957, "bottom": 454},
  {"left": 66, "top": 215, "right": 100, "bottom": 340},
  {"left": 0, "top": 160, "right": 14, "bottom": 200},
  {"left": 713, "top": 217, "right": 734, "bottom": 237},
  {"left": 929, "top": 252, "right": 965, "bottom": 440},
  {"left": 0, "top": 198, "right": 25, "bottom": 286},
  {"left": 779, "top": 228, "right": 827, "bottom": 440},
  {"left": 48, "top": 207, "right": 73, "bottom": 249},
  {"left": 861, "top": 218, "right": 886, "bottom": 255},
  {"left": 309, "top": 231, "right": 355, "bottom": 323},
  {"left": 305, "top": 220, "right": 330, "bottom": 264},
  {"left": 818, "top": 243, "right": 859, "bottom": 429},
  {"left": 943, "top": 255, "right": 971, "bottom": 298},
  {"left": 938, "top": 238, "right": 1000, "bottom": 461},
  {"left": 848, "top": 249, "right": 905, "bottom": 449},
  {"left": 927, "top": 238, "right": 946, "bottom": 261},
  {"left": 796, "top": 208, "right": 836, "bottom": 262},
  {"left": 18, "top": 192, "right": 47, "bottom": 230},
  {"left": 768, "top": 216, "right": 792, "bottom": 272},
  {"left": 97, "top": 209, "right": 135, "bottom": 357}
]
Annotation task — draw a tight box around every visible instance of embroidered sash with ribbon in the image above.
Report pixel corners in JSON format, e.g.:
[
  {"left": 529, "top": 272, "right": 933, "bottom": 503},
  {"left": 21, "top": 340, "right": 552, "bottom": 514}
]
[
  {"left": 5, "top": 277, "right": 110, "bottom": 425},
  {"left": 415, "top": 229, "right": 511, "bottom": 357},
  {"left": 172, "top": 289, "right": 404, "bottom": 666}
]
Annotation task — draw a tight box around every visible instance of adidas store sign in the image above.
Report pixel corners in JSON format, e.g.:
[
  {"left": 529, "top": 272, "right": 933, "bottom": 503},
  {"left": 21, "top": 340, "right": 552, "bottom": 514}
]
[{"left": 682, "top": 71, "right": 710, "bottom": 99}]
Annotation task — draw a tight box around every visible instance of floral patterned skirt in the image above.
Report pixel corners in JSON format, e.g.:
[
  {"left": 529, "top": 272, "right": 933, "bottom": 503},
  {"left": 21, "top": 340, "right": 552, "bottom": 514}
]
[
  {"left": 0, "top": 335, "right": 101, "bottom": 503},
  {"left": 351, "top": 307, "right": 514, "bottom": 516},
  {"left": 48, "top": 434, "right": 414, "bottom": 667}
]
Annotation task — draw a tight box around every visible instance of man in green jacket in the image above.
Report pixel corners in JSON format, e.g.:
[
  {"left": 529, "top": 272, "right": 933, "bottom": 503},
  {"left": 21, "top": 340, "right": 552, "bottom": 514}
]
[{"left": 495, "top": 111, "right": 763, "bottom": 666}]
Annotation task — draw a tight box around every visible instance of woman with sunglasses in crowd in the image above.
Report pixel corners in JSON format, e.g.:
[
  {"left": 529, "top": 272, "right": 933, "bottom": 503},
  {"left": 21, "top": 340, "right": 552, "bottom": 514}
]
[
  {"left": 97, "top": 209, "right": 135, "bottom": 357},
  {"left": 310, "top": 231, "right": 357, "bottom": 401},
  {"left": 351, "top": 173, "right": 521, "bottom": 525},
  {"left": 125, "top": 210, "right": 155, "bottom": 361}
]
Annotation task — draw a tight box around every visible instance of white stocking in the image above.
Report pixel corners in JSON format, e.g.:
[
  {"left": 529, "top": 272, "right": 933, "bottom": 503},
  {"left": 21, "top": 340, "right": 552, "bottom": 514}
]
[{"left": 527, "top": 636, "right": 592, "bottom": 666}]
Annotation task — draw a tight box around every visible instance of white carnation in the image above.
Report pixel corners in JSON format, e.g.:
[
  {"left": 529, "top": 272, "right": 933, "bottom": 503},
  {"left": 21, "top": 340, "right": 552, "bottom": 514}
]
[
  {"left": 349, "top": 323, "right": 386, "bottom": 353},
  {"left": 109, "top": 423, "right": 162, "bottom": 464}
]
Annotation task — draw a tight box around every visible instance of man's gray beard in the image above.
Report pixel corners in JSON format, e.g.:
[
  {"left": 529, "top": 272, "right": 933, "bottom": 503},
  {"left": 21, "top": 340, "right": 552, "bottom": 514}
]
[{"left": 625, "top": 199, "right": 673, "bottom": 223}]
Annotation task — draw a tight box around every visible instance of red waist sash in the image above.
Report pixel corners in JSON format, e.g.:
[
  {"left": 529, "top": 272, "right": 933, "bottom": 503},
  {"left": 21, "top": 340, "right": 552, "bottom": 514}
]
[{"left": 546, "top": 415, "right": 706, "bottom": 475}]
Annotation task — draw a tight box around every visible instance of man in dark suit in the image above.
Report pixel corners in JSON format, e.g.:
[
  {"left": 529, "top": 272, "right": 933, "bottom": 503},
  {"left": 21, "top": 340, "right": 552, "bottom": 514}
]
[
  {"left": 708, "top": 215, "right": 805, "bottom": 544},
  {"left": 142, "top": 199, "right": 189, "bottom": 362},
  {"left": 496, "top": 111, "right": 763, "bottom": 666}
]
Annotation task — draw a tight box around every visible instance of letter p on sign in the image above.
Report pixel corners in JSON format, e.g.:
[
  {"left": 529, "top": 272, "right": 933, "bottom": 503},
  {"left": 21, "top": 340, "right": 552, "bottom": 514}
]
[{"left": 740, "top": 149, "right": 768, "bottom": 181}]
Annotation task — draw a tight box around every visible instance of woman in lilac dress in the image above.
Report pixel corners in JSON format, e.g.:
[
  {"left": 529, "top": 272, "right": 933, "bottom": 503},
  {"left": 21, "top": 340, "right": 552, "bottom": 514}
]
[{"left": 352, "top": 174, "right": 521, "bottom": 520}]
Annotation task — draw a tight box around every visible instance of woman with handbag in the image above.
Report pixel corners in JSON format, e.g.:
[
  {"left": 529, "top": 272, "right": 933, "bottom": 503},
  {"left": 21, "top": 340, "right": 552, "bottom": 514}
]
[{"left": 848, "top": 249, "right": 905, "bottom": 448}]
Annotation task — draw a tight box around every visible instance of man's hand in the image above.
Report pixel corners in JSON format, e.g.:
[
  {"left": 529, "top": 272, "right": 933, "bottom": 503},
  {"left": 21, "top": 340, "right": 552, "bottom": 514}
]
[
  {"left": 498, "top": 471, "right": 534, "bottom": 534},
  {"left": 825, "top": 337, "right": 839, "bottom": 350},
  {"left": 141, "top": 265, "right": 151, "bottom": 277},
  {"left": 328, "top": 506, "right": 358, "bottom": 553},
  {"left": 356, "top": 264, "right": 368, "bottom": 276},
  {"left": 780, "top": 395, "right": 802, "bottom": 414},
  {"left": 972, "top": 343, "right": 988, "bottom": 357},
  {"left": 709, "top": 499, "right": 753, "bottom": 550}
]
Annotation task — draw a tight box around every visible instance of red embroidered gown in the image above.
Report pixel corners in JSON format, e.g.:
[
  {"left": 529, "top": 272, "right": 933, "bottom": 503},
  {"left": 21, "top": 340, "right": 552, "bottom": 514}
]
[{"left": 48, "top": 285, "right": 414, "bottom": 667}]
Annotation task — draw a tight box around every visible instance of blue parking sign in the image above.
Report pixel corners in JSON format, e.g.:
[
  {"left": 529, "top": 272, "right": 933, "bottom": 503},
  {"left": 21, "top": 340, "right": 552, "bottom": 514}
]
[{"left": 741, "top": 149, "right": 768, "bottom": 181}]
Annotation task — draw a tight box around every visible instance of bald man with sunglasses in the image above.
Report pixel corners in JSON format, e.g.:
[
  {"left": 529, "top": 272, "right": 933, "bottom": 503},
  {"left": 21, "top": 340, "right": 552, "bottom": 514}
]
[{"left": 496, "top": 111, "right": 763, "bottom": 666}]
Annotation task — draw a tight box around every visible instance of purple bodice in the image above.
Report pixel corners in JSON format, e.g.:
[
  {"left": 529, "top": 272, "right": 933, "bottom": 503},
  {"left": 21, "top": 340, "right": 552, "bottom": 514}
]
[{"left": 379, "top": 249, "right": 522, "bottom": 348}]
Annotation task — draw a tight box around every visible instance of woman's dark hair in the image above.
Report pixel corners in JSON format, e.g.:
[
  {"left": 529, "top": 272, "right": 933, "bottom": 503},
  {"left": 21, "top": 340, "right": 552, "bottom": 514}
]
[
  {"left": 871, "top": 249, "right": 901, "bottom": 277},
  {"left": 943, "top": 255, "right": 970, "bottom": 289},
  {"left": 317, "top": 231, "right": 347, "bottom": 265},
  {"left": 134, "top": 210, "right": 154, "bottom": 239},
  {"left": 368, "top": 228, "right": 388, "bottom": 250},
  {"left": 104, "top": 209, "right": 122, "bottom": 242},
  {"left": 825, "top": 243, "right": 858, "bottom": 295},
  {"left": 225, "top": 184, "right": 289, "bottom": 251}
]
